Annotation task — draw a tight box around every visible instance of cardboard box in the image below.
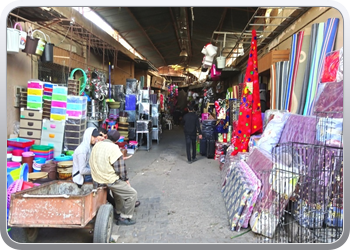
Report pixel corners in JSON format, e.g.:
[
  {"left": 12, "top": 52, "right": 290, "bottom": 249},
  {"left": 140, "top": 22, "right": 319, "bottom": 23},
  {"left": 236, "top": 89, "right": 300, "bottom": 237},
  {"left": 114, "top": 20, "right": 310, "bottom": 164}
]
[{"left": 258, "top": 49, "right": 290, "bottom": 73}]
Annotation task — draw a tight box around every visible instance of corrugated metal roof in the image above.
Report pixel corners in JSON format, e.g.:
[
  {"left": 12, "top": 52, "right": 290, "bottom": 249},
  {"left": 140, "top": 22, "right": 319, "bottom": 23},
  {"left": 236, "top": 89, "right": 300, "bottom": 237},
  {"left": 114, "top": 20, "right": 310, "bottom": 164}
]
[{"left": 10, "top": 6, "right": 311, "bottom": 71}]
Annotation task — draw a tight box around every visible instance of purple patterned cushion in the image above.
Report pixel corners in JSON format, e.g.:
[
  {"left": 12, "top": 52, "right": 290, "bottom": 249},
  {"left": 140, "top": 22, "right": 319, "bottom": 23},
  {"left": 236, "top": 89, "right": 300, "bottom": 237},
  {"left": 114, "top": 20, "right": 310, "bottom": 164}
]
[
  {"left": 314, "top": 81, "right": 343, "bottom": 117},
  {"left": 279, "top": 114, "right": 317, "bottom": 144}
]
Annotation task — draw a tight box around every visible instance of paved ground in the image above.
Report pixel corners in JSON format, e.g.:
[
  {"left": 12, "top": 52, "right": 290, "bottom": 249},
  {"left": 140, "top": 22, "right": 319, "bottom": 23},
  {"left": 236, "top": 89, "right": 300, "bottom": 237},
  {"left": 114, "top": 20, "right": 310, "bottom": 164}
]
[{"left": 8, "top": 125, "right": 259, "bottom": 244}]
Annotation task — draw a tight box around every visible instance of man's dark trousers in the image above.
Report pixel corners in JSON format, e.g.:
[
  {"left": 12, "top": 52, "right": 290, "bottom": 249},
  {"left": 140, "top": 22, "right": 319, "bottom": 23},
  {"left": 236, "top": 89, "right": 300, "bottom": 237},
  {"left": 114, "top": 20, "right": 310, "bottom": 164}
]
[{"left": 185, "top": 134, "right": 196, "bottom": 161}]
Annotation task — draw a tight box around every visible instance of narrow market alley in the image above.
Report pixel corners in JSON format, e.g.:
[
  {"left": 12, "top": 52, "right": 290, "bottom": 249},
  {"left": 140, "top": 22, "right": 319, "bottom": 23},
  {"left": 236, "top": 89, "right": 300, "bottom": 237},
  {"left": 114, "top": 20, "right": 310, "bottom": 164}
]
[{"left": 10, "top": 125, "right": 257, "bottom": 244}]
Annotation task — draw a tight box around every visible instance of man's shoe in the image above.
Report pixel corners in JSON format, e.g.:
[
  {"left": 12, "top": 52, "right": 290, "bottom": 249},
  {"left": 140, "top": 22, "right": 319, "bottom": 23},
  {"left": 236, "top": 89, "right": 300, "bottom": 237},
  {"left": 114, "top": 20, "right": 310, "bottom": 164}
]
[
  {"left": 192, "top": 158, "right": 197, "bottom": 162},
  {"left": 187, "top": 160, "right": 192, "bottom": 164},
  {"left": 114, "top": 212, "right": 120, "bottom": 219},
  {"left": 116, "top": 217, "right": 136, "bottom": 225},
  {"left": 135, "top": 200, "right": 141, "bottom": 208}
]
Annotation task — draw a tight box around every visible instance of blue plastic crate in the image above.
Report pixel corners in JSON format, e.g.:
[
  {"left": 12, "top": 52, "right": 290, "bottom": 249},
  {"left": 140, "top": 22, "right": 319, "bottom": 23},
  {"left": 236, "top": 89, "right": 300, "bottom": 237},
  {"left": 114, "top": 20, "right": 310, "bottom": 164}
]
[
  {"left": 27, "top": 95, "right": 43, "bottom": 103},
  {"left": 52, "top": 86, "right": 68, "bottom": 95},
  {"left": 67, "top": 103, "right": 86, "bottom": 111},
  {"left": 51, "top": 107, "right": 67, "bottom": 115},
  {"left": 67, "top": 95, "right": 87, "bottom": 104}
]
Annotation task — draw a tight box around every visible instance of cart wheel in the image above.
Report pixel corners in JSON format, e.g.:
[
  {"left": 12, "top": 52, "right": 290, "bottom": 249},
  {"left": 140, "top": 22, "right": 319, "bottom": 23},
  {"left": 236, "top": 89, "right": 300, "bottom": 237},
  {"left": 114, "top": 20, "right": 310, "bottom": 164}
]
[
  {"left": 24, "top": 228, "right": 39, "bottom": 243},
  {"left": 93, "top": 203, "right": 114, "bottom": 243}
]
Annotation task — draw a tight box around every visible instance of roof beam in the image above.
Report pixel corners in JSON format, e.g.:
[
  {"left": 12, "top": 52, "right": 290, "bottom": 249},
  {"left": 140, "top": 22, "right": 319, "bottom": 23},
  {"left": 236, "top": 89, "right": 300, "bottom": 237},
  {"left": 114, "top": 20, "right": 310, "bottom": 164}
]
[
  {"left": 125, "top": 7, "right": 167, "bottom": 66},
  {"left": 169, "top": 8, "right": 182, "bottom": 53},
  {"left": 184, "top": 7, "right": 192, "bottom": 59}
]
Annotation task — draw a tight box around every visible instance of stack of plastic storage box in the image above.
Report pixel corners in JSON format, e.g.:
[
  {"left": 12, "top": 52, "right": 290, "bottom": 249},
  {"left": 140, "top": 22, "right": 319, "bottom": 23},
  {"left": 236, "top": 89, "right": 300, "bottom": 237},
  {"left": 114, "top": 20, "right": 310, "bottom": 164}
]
[
  {"left": 64, "top": 95, "right": 87, "bottom": 150},
  {"left": 40, "top": 119, "right": 65, "bottom": 157},
  {"left": 30, "top": 145, "right": 54, "bottom": 161},
  {"left": 27, "top": 80, "right": 44, "bottom": 110},
  {"left": 43, "top": 82, "right": 56, "bottom": 119},
  {"left": 19, "top": 109, "right": 43, "bottom": 145},
  {"left": 50, "top": 86, "right": 68, "bottom": 121}
]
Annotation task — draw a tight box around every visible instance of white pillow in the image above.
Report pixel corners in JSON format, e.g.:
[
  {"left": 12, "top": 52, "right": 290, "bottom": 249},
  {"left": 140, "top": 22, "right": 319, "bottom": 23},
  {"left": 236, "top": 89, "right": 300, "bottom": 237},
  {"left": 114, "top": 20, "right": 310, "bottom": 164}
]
[{"left": 257, "top": 112, "right": 290, "bottom": 154}]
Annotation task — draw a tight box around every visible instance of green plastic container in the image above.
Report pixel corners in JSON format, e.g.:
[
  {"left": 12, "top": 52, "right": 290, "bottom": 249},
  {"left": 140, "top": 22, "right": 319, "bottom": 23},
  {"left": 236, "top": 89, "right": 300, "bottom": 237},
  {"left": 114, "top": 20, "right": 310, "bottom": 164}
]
[
  {"left": 27, "top": 102, "right": 42, "bottom": 109},
  {"left": 52, "top": 94, "right": 67, "bottom": 102},
  {"left": 65, "top": 150, "right": 74, "bottom": 156},
  {"left": 31, "top": 145, "right": 54, "bottom": 151}
]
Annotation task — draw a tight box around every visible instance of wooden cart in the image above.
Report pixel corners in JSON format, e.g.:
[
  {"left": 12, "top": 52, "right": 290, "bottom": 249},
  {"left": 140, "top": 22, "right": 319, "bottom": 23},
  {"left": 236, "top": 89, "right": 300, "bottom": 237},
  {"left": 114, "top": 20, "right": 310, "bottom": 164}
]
[{"left": 8, "top": 180, "right": 113, "bottom": 243}]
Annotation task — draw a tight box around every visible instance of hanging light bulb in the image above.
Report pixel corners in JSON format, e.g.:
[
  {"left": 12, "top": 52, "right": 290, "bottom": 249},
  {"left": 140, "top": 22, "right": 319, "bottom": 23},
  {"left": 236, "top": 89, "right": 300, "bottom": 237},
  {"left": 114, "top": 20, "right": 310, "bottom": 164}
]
[{"left": 179, "top": 48, "right": 188, "bottom": 57}]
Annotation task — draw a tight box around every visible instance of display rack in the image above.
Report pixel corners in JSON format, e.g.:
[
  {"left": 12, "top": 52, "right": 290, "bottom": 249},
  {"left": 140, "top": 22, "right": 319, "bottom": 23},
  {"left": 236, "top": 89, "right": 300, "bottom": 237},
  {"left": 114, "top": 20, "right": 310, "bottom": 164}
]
[
  {"left": 151, "top": 104, "right": 161, "bottom": 144},
  {"left": 255, "top": 141, "right": 343, "bottom": 243}
]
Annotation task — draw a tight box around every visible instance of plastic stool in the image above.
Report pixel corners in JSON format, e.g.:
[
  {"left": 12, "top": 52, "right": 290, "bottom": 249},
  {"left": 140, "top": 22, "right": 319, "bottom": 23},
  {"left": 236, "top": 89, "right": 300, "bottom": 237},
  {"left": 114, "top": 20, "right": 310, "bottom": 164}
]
[{"left": 166, "top": 120, "right": 172, "bottom": 130}]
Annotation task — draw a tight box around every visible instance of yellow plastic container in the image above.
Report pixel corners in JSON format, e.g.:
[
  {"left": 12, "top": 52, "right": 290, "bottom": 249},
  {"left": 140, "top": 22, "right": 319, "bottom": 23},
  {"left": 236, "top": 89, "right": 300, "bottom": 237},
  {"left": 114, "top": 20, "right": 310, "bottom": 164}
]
[
  {"left": 28, "top": 88, "right": 43, "bottom": 96},
  {"left": 50, "top": 114, "right": 66, "bottom": 121}
]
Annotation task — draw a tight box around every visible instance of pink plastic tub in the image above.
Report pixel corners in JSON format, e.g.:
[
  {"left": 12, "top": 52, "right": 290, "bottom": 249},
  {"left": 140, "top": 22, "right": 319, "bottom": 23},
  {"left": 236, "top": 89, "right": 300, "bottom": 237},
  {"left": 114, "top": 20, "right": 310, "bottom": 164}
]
[
  {"left": 51, "top": 101, "right": 67, "bottom": 108},
  {"left": 7, "top": 162, "right": 21, "bottom": 168},
  {"left": 22, "top": 152, "right": 35, "bottom": 157}
]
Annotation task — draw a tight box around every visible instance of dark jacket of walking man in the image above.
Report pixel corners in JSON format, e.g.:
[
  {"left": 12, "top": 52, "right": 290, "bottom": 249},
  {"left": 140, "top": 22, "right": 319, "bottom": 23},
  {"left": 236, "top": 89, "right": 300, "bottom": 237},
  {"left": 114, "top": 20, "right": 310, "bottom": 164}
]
[{"left": 182, "top": 105, "right": 202, "bottom": 164}]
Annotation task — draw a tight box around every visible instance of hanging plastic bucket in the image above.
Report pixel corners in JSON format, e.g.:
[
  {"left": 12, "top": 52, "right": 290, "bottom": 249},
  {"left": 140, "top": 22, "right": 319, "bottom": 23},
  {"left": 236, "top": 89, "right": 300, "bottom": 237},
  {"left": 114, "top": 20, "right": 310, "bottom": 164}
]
[
  {"left": 7, "top": 20, "right": 20, "bottom": 54},
  {"left": 41, "top": 34, "right": 54, "bottom": 63},
  {"left": 216, "top": 56, "right": 226, "bottom": 69},
  {"left": 22, "top": 27, "right": 38, "bottom": 55},
  {"left": 205, "top": 44, "right": 218, "bottom": 57},
  {"left": 14, "top": 22, "right": 27, "bottom": 50},
  {"left": 33, "top": 30, "right": 47, "bottom": 56}
]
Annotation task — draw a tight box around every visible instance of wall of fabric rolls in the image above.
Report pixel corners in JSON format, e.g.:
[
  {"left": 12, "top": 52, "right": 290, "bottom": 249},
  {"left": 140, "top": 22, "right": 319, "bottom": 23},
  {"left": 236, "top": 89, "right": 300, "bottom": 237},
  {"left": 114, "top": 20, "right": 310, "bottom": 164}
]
[{"left": 269, "top": 17, "right": 340, "bottom": 115}]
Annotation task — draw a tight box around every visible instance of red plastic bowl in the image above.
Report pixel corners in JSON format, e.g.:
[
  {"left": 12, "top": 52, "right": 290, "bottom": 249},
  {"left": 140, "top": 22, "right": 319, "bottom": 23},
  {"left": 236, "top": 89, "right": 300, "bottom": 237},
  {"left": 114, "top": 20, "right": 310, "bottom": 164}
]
[{"left": 12, "top": 149, "right": 24, "bottom": 156}]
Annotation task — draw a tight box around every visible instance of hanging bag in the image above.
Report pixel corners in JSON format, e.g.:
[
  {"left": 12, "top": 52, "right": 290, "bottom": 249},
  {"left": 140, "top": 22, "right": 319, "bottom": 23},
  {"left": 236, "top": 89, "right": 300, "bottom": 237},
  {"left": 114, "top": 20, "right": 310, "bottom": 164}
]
[
  {"left": 41, "top": 34, "right": 54, "bottom": 63},
  {"left": 7, "top": 19, "right": 20, "bottom": 53},
  {"left": 22, "top": 27, "right": 39, "bottom": 55},
  {"left": 32, "top": 30, "right": 47, "bottom": 56},
  {"left": 210, "top": 64, "right": 221, "bottom": 81}
]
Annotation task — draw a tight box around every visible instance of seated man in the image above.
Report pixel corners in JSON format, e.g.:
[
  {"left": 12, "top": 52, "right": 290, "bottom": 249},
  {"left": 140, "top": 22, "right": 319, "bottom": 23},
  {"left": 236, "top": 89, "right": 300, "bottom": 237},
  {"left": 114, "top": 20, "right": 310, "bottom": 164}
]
[
  {"left": 72, "top": 127, "right": 100, "bottom": 186},
  {"left": 98, "top": 127, "right": 108, "bottom": 140},
  {"left": 89, "top": 130, "right": 138, "bottom": 225}
]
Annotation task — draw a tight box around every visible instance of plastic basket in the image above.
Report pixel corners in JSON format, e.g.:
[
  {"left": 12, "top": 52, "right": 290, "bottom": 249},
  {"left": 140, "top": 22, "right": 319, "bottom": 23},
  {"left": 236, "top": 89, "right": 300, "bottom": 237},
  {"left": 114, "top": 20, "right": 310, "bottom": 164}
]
[
  {"left": 7, "top": 138, "right": 35, "bottom": 148},
  {"left": 30, "top": 145, "right": 54, "bottom": 152},
  {"left": 34, "top": 157, "right": 46, "bottom": 164},
  {"left": 7, "top": 179, "right": 23, "bottom": 208},
  {"left": 53, "top": 154, "right": 73, "bottom": 162}
]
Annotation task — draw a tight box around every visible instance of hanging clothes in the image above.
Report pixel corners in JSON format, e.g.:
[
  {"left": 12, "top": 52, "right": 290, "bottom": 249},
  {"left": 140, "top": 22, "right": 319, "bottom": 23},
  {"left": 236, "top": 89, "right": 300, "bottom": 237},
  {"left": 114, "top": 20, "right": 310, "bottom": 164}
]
[{"left": 231, "top": 29, "right": 263, "bottom": 155}]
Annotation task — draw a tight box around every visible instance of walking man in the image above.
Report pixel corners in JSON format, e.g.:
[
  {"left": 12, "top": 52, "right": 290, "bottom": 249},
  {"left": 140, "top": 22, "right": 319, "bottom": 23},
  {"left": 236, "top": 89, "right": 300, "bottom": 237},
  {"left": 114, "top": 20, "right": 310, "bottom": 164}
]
[{"left": 182, "top": 104, "right": 202, "bottom": 164}]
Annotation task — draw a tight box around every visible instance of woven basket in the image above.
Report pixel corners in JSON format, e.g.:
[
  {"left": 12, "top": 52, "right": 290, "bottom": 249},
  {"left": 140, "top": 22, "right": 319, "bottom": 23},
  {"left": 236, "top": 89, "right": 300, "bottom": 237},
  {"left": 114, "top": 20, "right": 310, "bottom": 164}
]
[
  {"left": 28, "top": 172, "right": 48, "bottom": 181},
  {"left": 57, "top": 166, "right": 72, "bottom": 180},
  {"left": 119, "top": 117, "right": 128, "bottom": 123}
]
